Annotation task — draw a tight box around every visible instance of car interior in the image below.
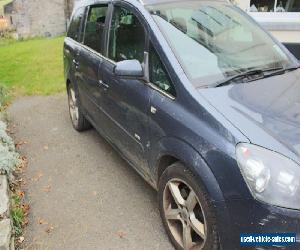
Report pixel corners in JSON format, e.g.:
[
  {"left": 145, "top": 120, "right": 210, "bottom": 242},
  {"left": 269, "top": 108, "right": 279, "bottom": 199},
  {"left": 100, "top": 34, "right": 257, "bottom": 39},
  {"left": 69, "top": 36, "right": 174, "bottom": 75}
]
[
  {"left": 109, "top": 8, "right": 145, "bottom": 63},
  {"left": 84, "top": 6, "right": 108, "bottom": 53}
]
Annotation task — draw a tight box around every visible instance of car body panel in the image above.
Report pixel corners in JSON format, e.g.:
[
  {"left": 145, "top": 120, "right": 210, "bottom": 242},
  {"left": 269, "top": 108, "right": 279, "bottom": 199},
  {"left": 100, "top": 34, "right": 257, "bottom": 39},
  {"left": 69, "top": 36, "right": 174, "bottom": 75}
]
[
  {"left": 220, "top": 199, "right": 300, "bottom": 249},
  {"left": 64, "top": 38, "right": 82, "bottom": 89},
  {"left": 200, "top": 69, "right": 300, "bottom": 165},
  {"left": 100, "top": 59, "right": 151, "bottom": 174},
  {"left": 76, "top": 46, "right": 106, "bottom": 124}
]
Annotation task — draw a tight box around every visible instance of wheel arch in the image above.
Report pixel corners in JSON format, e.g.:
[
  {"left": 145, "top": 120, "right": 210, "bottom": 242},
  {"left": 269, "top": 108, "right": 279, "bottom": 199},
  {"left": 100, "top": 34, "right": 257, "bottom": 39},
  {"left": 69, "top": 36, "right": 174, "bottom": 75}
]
[
  {"left": 66, "top": 78, "right": 71, "bottom": 88},
  {"left": 153, "top": 137, "right": 232, "bottom": 249},
  {"left": 65, "top": 74, "right": 80, "bottom": 97},
  {"left": 157, "top": 155, "right": 179, "bottom": 184},
  {"left": 152, "top": 137, "right": 225, "bottom": 202},
  {"left": 65, "top": 67, "right": 78, "bottom": 90}
]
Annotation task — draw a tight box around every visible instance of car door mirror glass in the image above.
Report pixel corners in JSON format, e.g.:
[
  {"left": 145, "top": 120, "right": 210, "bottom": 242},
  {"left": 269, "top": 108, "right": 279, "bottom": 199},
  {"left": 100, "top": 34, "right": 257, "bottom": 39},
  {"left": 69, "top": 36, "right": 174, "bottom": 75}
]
[{"left": 114, "top": 59, "right": 144, "bottom": 78}]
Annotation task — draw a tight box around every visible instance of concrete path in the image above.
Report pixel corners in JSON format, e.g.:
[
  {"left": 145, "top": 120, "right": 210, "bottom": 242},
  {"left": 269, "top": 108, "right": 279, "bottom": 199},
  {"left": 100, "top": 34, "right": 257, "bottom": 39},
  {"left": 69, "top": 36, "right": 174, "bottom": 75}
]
[{"left": 8, "top": 94, "right": 173, "bottom": 250}]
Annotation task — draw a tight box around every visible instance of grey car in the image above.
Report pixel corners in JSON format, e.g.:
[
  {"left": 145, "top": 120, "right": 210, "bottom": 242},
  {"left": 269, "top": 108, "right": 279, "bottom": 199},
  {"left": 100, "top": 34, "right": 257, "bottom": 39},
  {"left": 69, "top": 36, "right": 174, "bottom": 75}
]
[{"left": 64, "top": 0, "right": 300, "bottom": 249}]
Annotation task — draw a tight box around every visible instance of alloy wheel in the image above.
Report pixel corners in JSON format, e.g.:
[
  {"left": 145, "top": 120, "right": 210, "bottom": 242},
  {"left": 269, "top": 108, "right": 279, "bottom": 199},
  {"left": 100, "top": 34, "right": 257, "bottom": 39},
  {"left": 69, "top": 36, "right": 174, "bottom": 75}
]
[
  {"left": 68, "top": 86, "right": 79, "bottom": 125},
  {"left": 163, "top": 179, "right": 207, "bottom": 250}
]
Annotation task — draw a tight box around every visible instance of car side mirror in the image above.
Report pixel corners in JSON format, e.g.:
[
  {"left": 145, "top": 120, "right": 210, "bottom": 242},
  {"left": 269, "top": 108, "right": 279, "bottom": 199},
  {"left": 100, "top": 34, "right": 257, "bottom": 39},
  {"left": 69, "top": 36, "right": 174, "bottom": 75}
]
[{"left": 114, "top": 59, "right": 144, "bottom": 78}]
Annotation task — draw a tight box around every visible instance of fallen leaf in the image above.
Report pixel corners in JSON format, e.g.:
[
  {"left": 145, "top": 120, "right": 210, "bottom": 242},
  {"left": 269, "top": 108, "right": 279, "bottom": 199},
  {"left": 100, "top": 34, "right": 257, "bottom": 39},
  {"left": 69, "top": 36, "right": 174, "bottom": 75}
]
[
  {"left": 32, "top": 172, "right": 43, "bottom": 182},
  {"left": 43, "top": 145, "right": 49, "bottom": 150},
  {"left": 23, "top": 217, "right": 29, "bottom": 226},
  {"left": 16, "top": 156, "right": 28, "bottom": 174},
  {"left": 117, "top": 231, "right": 126, "bottom": 239},
  {"left": 6, "top": 128, "right": 15, "bottom": 134},
  {"left": 17, "top": 190, "right": 25, "bottom": 198},
  {"left": 21, "top": 155, "right": 27, "bottom": 160},
  {"left": 15, "top": 141, "right": 28, "bottom": 149},
  {"left": 38, "top": 218, "right": 48, "bottom": 225},
  {"left": 45, "top": 226, "right": 54, "bottom": 234},
  {"left": 21, "top": 204, "right": 30, "bottom": 216},
  {"left": 18, "top": 236, "right": 24, "bottom": 243},
  {"left": 43, "top": 185, "right": 51, "bottom": 193}
]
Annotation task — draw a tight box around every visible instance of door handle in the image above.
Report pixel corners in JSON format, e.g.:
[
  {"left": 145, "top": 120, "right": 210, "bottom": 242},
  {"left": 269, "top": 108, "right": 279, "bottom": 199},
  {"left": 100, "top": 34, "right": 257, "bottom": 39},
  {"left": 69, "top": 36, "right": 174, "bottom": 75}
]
[
  {"left": 72, "top": 59, "right": 79, "bottom": 68},
  {"left": 99, "top": 80, "right": 109, "bottom": 89}
]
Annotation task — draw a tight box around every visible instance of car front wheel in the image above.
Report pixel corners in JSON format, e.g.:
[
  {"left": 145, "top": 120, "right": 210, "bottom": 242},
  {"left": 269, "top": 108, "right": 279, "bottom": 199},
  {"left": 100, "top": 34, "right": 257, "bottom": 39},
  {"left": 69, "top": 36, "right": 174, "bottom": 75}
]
[{"left": 158, "top": 162, "right": 219, "bottom": 250}]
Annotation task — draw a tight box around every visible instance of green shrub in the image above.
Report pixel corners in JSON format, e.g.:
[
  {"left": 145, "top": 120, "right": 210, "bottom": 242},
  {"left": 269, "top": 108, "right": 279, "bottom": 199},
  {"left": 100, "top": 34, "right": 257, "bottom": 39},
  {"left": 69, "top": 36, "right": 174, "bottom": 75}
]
[{"left": 0, "top": 85, "right": 10, "bottom": 110}]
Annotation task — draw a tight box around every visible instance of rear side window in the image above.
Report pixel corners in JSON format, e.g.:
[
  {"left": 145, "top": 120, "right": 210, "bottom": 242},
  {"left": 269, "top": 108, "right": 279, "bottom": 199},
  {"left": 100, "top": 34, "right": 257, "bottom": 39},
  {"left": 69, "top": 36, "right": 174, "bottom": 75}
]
[
  {"left": 108, "top": 6, "right": 146, "bottom": 63},
  {"left": 149, "top": 44, "right": 176, "bottom": 97},
  {"left": 83, "top": 5, "right": 108, "bottom": 53},
  {"left": 67, "top": 7, "right": 85, "bottom": 41}
]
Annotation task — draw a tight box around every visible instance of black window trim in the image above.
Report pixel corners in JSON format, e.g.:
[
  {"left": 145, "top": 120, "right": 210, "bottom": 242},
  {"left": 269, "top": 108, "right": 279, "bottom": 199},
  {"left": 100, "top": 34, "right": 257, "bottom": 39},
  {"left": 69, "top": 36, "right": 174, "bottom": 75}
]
[
  {"left": 67, "top": 6, "right": 86, "bottom": 42},
  {"left": 105, "top": 1, "right": 148, "bottom": 65},
  {"left": 75, "top": 2, "right": 118, "bottom": 66},
  {"left": 66, "top": 3, "right": 113, "bottom": 63},
  {"left": 81, "top": 5, "right": 90, "bottom": 45},
  {"left": 147, "top": 41, "right": 176, "bottom": 100},
  {"left": 80, "top": 3, "right": 111, "bottom": 56},
  {"left": 68, "top": 2, "right": 176, "bottom": 101},
  {"left": 104, "top": 1, "right": 176, "bottom": 100},
  {"left": 148, "top": 81, "right": 176, "bottom": 100}
]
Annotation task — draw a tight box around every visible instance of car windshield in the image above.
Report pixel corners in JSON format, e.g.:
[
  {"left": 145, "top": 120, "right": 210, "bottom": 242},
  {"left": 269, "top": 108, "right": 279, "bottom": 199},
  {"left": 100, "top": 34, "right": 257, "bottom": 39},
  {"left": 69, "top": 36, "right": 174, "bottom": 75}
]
[{"left": 146, "top": 1, "right": 295, "bottom": 87}]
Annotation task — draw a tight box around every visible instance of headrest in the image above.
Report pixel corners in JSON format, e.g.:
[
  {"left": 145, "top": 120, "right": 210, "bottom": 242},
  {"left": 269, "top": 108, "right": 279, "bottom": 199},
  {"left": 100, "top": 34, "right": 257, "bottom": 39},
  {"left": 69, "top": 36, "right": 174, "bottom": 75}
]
[{"left": 170, "top": 17, "right": 187, "bottom": 33}]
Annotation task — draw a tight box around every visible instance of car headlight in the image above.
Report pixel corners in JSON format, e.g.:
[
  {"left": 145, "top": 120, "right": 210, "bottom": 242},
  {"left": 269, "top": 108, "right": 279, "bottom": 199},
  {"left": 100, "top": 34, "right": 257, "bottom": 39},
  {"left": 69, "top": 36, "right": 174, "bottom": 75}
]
[{"left": 236, "top": 143, "right": 300, "bottom": 210}]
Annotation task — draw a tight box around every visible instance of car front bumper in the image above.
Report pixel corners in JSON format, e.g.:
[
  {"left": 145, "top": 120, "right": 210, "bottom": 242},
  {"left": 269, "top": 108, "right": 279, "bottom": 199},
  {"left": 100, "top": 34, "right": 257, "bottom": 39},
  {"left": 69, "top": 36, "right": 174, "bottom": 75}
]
[{"left": 214, "top": 199, "right": 300, "bottom": 249}]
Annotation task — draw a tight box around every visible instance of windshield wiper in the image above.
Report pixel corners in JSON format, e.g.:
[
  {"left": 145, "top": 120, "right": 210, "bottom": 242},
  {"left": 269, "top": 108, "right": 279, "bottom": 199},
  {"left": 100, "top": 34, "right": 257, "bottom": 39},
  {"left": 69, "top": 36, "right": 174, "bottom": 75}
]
[
  {"left": 214, "top": 65, "right": 299, "bottom": 88},
  {"left": 213, "top": 69, "right": 265, "bottom": 87},
  {"left": 265, "top": 65, "right": 299, "bottom": 77}
]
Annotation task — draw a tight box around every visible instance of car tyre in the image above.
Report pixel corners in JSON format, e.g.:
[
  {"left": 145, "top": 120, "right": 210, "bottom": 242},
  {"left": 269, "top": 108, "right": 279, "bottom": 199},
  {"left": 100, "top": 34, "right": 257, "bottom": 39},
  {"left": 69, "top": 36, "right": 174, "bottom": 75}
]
[
  {"left": 158, "top": 162, "right": 219, "bottom": 250},
  {"left": 67, "top": 82, "right": 91, "bottom": 132}
]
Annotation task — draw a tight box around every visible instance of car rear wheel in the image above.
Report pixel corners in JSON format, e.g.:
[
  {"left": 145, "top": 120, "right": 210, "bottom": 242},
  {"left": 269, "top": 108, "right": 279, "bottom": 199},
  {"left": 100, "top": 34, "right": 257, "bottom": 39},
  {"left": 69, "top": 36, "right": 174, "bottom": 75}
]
[
  {"left": 67, "top": 83, "right": 91, "bottom": 132},
  {"left": 158, "top": 162, "right": 219, "bottom": 250}
]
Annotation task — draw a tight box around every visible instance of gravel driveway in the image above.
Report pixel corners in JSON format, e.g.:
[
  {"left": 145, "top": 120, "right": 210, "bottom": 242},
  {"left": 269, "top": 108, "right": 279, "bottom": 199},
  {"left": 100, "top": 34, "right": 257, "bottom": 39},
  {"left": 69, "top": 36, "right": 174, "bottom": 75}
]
[{"left": 8, "top": 94, "right": 173, "bottom": 250}]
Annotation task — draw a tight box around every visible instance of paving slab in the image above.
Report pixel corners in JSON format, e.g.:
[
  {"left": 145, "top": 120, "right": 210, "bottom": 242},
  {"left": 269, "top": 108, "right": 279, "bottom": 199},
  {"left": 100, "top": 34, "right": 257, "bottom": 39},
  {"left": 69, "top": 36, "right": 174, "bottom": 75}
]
[
  {"left": 0, "top": 176, "right": 9, "bottom": 216},
  {"left": 0, "top": 219, "right": 11, "bottom": 250}
]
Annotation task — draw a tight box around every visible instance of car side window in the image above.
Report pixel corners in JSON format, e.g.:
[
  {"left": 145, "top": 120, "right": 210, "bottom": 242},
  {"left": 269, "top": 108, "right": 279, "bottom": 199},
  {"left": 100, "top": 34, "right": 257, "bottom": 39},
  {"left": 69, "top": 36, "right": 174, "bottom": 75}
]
[
  {"left": 67, "top": 7, "right": 85, "bottom": 42},
  {"left": 83, "top": 5, "right": 108, "bottom": 53},
  {"left": 108, "top": 6, "right": 145, "bottom": 63},
  {"left": 149, "top": 44, "right": 176, "bottom": 97}
]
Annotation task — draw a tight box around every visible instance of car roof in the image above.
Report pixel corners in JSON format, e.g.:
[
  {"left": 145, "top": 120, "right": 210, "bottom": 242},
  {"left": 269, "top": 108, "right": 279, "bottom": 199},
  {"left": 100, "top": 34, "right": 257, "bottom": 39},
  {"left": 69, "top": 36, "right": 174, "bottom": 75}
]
[
  {"left": 72, "top": 0, "right": 229, "bottom": 16},
  {"left": 140, "top": 0, "right": 228, "bottom": 6},
  {"left": 76, "top": 0, "right": 228, "bottom": 8}
]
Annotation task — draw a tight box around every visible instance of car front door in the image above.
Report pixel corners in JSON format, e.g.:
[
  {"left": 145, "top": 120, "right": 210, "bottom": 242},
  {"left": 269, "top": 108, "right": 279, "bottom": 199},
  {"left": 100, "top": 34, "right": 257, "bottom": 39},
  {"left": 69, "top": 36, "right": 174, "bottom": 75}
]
[
  {"left": 100, "top": 3, "right": 151, "bottom": 176},
  {"left": 76, "top": 4, "right": 110, "bottom": 127}
]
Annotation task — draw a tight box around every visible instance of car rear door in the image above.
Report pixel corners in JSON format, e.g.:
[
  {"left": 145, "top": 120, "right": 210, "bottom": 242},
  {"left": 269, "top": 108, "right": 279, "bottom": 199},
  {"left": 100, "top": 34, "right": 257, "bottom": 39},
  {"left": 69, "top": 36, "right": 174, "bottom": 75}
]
[
  {"left": 100, "top": 3, "right": 151, "bottom": 176},
  {"left": 64, "top": 7, "right": 86, "bottom": 92},
  {"left": 76, "top": 4, "right": 110, "bottom": 126}
]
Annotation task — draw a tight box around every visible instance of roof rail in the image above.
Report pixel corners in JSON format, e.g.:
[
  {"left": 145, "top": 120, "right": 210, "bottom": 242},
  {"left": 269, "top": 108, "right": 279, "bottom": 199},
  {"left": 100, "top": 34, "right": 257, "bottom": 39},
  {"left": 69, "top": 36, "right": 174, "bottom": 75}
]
[{"left": 135, "top": 0, "right": 144, "bottom": 4}]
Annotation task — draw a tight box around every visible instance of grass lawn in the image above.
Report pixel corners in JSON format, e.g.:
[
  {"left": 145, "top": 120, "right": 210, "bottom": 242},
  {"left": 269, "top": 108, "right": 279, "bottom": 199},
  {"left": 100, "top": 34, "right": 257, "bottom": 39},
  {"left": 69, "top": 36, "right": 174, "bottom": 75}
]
[{"left": 0, "top": 37, "right": 65, "bottom": 96}]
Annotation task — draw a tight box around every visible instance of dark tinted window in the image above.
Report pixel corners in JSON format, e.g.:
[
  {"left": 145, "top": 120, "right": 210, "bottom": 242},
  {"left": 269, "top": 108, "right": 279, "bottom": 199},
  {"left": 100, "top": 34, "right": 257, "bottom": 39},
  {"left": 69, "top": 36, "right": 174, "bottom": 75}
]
[
  {"left": 149, "top": 44, "right": 176, "bottom": 97},
  {"left": 108, "top": 6, "right": 145, "bottom": 63},
  {"left": 67, "top": 7, "right": 85, "bottom": 41},
  {"left": 83, "top": 5, "right": 108, "bottom": 53}
]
